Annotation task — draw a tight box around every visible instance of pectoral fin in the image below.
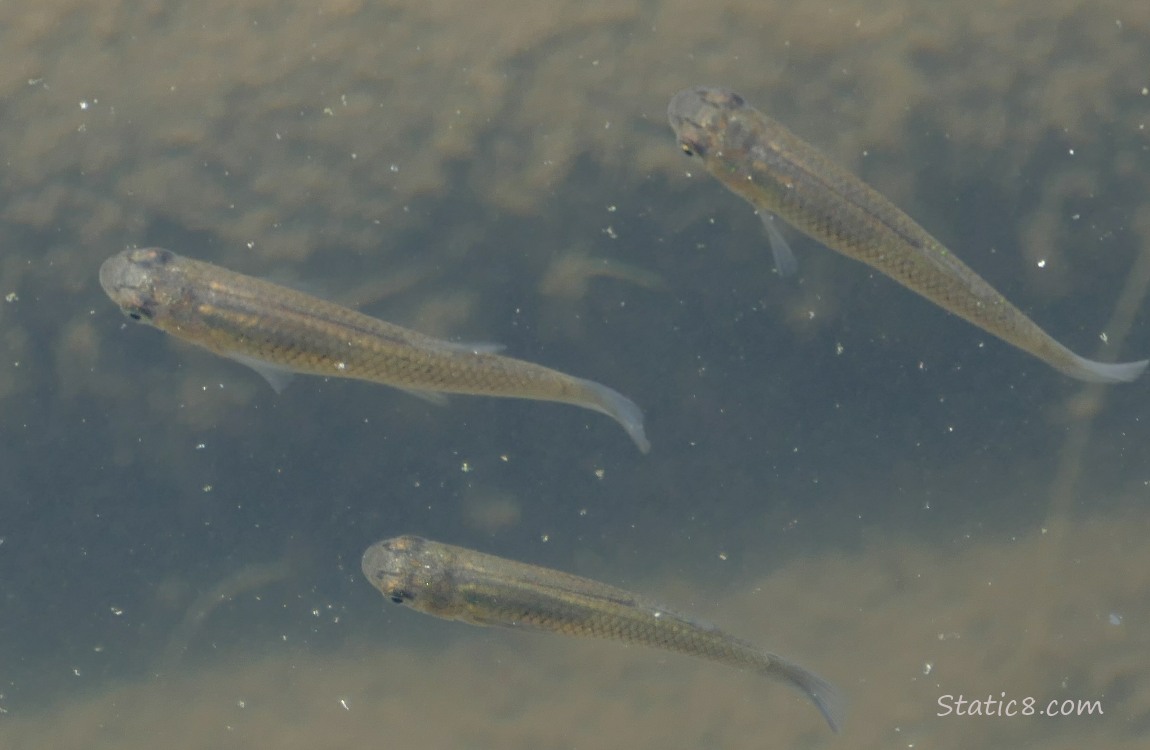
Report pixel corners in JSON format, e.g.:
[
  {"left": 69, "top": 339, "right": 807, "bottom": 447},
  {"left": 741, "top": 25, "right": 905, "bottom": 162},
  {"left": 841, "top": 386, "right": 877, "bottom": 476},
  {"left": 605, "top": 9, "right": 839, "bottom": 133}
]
[
  {"left": 227, "top": 354, "right": 296, "bottom": 394},
  {"left": 397, "top": 387, "right": 450, "bottom": 406},
  {"left": 759, "top": 212, "right": 798, "bottom": 277}
]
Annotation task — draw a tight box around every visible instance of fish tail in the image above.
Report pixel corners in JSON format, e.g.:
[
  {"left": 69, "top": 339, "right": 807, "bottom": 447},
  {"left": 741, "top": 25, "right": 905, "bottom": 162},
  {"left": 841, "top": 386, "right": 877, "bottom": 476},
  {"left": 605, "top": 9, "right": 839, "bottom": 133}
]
[
  {"left": 1059, "top": 352, "right": 1148, "bottom": 384},
  {"left": 576, "top": 378, "right": 651, "bottom": 453},
  {"left": 768, "top": 654, "right": 847, "bottom": 732}
]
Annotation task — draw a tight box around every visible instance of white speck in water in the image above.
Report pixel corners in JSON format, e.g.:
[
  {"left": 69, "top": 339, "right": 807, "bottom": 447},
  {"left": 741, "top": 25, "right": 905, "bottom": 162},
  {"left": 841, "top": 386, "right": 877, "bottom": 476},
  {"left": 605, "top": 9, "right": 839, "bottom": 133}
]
[
  {"left": 1109, "top": 612, "right": 1123, "bottom": 626},
  {"left": 923, "top": 662, "right": 933, "bottom": 675},
  {"left": 1037, "top": 259, "right": 1046, "bottom": 268}
]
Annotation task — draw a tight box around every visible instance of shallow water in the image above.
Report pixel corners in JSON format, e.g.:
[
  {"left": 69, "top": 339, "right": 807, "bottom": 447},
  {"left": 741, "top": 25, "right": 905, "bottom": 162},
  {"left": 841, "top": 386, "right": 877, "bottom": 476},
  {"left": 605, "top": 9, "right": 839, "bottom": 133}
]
[{"left": 2, "top": 0, "right": 1149, "bottom": 747}]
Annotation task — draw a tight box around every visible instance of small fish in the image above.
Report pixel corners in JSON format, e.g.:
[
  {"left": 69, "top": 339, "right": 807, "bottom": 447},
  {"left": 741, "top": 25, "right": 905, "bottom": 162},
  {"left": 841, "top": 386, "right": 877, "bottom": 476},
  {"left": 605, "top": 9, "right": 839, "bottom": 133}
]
[
  {"left": 362, "top": 534, "right": 845, "bottom": 732},
  {"left": 99, "top": 248, "right": 649, "bottom": 452},
  {"left": 668, "top": 86, "right": 1147, "bottom": 383}
]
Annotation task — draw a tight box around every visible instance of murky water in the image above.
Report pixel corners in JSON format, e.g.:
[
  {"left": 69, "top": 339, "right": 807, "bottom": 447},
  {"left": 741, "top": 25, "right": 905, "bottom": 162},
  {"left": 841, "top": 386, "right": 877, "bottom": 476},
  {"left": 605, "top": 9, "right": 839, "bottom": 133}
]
[{"left": 2, "top": 0, "right": 1149, "bottom": 747}]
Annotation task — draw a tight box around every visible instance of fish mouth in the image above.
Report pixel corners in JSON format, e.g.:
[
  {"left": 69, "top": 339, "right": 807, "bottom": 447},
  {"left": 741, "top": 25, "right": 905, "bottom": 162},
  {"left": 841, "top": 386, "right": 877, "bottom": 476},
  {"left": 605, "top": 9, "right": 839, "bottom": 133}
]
[
  {"left": 99, "top": 255, "right": 147, "bottom": 315},
  {"left": 99, "top": 248, "right": 173, "bottom": 318},
  {"left": 667, "top": 88, "right": 699, "bottom": 119},
  {"left": 668, "top": 87, "right": 745, "bottom": 129},
  {"left": 666, "top": 89, "right": 701, "bottom": 133},
  {"left": 668, "top": 87, "right": 734, "bottom": 158},
  {"left": 99, "top": 249, "right": 150, "bottom": 299},
  {"left": 362, "top": 536, "right": 430, "bottom": 603},
  {"left": 99, "top": 253, "right": 133, "bottom": 299},
  {"left": 361, "top": 540, "right": 407, "bottom": 586}
]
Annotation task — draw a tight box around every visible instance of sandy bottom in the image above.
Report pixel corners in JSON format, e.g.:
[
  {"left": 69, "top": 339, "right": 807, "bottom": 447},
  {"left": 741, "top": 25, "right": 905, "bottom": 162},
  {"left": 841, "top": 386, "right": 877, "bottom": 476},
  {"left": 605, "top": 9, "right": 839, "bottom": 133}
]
[{"left": 4, "top": 510, "right": 1147, "bottom": 750}]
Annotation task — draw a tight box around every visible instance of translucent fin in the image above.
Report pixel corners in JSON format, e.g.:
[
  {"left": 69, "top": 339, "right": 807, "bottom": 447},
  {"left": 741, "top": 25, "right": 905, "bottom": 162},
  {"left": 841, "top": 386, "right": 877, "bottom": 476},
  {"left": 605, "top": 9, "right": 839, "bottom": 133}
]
[
  {"left": 759, "top": 212, "right": 798, "bottom": 277},
  {"left": 398, "top": 387, "right": 449, "bottom": 406},
  {"left": 769, "top": 654, "right": 847, "bottom": 733},
  {"left": 1060, "top": 354, "right": 1148, "bottom": 384},
  {"left": 228, "top": 353, "right": 295, "bottom": 394},
  {"left": 577, "top": 377, "right": 650, "bottom": 453}
]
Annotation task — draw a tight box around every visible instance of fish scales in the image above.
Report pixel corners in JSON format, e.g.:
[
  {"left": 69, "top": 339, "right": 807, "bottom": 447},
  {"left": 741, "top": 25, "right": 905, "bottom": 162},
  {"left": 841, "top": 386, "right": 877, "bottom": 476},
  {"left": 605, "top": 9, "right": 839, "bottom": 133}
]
[
  {"left": 99, "top": 248, "right": 648, "bottom": 451},
  {"left": 186, "top": 273, "right": 560, "bottom": 393},
  {"left": 362, "top": 535, "right": 845, "bottom": 732},
  {"left": 668, "top": 86, "right": 1147, "bottom": 383}
]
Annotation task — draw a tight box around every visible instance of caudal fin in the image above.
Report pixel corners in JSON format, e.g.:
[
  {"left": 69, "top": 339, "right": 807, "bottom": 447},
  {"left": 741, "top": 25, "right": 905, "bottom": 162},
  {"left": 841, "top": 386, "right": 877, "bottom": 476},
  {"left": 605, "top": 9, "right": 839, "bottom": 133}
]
[
  {"left": 769, "top": 654, "right": 847, "bottom": 733},
  {"left": 577, "top": 378, "right": 651, "bottom": 453},
  {"left": 1062, "top": 354, "right": 1148, "bottom": 384}
]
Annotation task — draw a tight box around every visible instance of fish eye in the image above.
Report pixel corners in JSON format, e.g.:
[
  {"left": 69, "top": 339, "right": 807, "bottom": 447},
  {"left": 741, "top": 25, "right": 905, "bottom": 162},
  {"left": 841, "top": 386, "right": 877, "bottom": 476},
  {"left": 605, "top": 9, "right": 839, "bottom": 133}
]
[
  {"left": 124, "top": 305, "right": 152, "bottom": 321},
  {"left": 728, "top": 92, "right": 745, "bottom": 107},
  {"left": 388, "top": 589, "right": 412, "bottom": 604},
  {"left": 136, "top": 247, "right": 175, "bottom": 267},
  {"left": 680, "top": 141, "right": 704, "bottom": 158}
]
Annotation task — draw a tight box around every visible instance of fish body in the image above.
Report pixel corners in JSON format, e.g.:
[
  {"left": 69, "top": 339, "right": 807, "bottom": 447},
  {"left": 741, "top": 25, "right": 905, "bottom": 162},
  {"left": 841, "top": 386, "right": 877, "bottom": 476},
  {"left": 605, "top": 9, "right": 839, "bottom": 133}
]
[
  {"left": 668, "top": 86, "right": 1147, "bottom": 383},
  {"left": 99, "top": 248, "right": 648, "bottom": 451},
  {"left": 362, "top": 534, "right": 845, "bottom": 732}
]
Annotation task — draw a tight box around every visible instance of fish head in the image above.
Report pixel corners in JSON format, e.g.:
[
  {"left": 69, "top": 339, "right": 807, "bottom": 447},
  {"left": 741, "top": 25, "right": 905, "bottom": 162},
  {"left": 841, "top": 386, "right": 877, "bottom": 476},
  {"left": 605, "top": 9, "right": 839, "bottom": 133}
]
[
  {"left": 99, "top": 247, "right": 182, "bottom": 326},
  {"left": 361, "top": 535, "right": 446, "bottom": 610},
  {"left": 667, "top": 86, "right": 747, "bottom": 160}
]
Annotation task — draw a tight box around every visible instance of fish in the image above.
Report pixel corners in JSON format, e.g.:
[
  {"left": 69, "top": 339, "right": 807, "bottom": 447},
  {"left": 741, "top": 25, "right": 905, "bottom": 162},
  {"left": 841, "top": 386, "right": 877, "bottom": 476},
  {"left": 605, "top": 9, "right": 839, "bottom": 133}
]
[
  {"left": 362, "top": 534, "right": 845, "bottom": 732},
  {"left": 99, "top": 247, "right": 649, "bottom": 452},
  {"left": 667, "top": 86, "right": 1148, "bottom": 383}
]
